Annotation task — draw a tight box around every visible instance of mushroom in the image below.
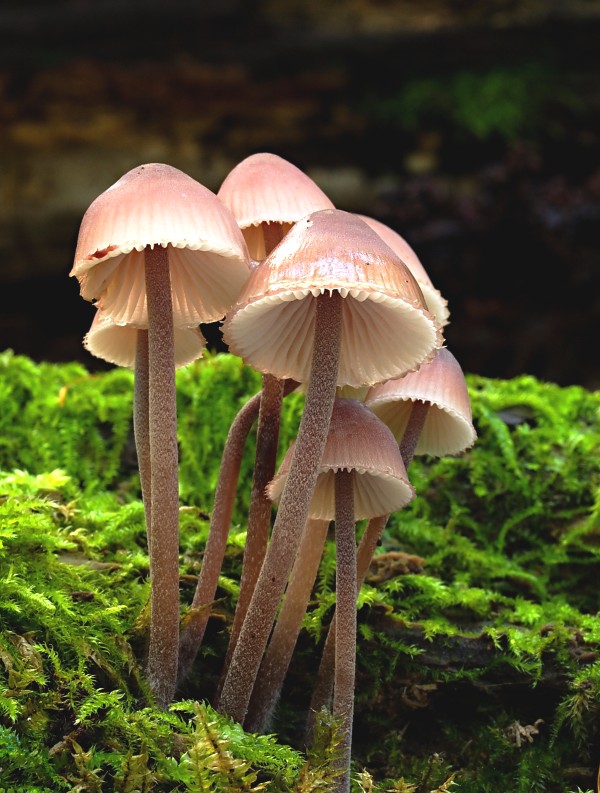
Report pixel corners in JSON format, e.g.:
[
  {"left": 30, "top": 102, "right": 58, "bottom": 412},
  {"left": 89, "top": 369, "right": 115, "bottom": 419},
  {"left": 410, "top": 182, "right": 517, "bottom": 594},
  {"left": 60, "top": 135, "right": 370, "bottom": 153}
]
[
  {"left": 358, "top": 214, "right": 450, "bottom": 327},
  {"left": 213, "top": 153, "right": 334, "bottom": 690},
  {"left": 307, "top": 347, "right": 476, "bottom": 733},
  {"left": 217, "top": 208, "right": 442, "bottom": 725},
  {"left": 83, "top": 309, "right": 206, "bottom": 371},
  {"left": 246, "top": 398, "right": 414, "bottom": 771},
  {"left": 218, "top": 152, "right": 334, "bottom": 261},
  {"left": 70, "top": 163, "right": 250, "bottom": 707}
]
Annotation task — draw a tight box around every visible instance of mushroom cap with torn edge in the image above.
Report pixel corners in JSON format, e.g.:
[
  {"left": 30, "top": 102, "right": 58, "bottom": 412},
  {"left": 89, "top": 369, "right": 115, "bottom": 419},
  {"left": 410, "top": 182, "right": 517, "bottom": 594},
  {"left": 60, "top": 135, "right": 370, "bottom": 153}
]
[{"left": 71, "top": 163, "right": 251, "bottom": 328}]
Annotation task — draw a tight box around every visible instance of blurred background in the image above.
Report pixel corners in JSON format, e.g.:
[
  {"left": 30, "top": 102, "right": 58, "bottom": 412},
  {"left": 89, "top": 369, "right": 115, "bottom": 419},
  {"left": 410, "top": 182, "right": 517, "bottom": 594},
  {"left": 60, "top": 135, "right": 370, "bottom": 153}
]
[{"left": 0, "top": 0, "right": 598, "bottom": 389}]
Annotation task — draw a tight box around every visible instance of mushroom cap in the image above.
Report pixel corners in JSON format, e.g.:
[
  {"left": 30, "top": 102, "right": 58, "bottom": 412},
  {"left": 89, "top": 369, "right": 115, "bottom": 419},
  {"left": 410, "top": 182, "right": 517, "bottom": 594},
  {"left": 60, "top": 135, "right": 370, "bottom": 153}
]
[
  {"left": 268, "top": 398, "right": 414, "bottom": 520},
  {"left": 358, "top": 214, "right": 450, "bottom": 327},
  {"left": 222, "top": 208, "right": 443, "bottom": 388},
  {"left": 218, "top": 153, "right": 334, "bottom": 258},
  {"left": 71, "top": 163, "right": 251, "bottom": 327},
  {"left": 365, "top": 347, "right": 476, "bottom": 456},
  {"left": 83, "top": 310, "right": 206, "bottom": 369}
]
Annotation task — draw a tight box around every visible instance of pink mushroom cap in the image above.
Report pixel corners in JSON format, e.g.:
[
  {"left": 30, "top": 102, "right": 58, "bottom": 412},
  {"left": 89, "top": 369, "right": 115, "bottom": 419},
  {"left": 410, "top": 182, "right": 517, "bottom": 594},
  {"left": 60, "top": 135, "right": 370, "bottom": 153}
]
[
  {"left": 366, "top": 347, "right": 477, "bottom": 456},
  {"left": 268, "top": 398, "right": 415, "bottom": 520},
  {"left": 358, "top": 214, "right": 450, "bottom": 327},
  {"left": 223, "top": 209, "right": 443, "bottom": 388},
  {"left": 71, "top": 163, "right": 251, "bottom": 327},
  {"left": 83, "top": 309, "right": 206, "bottom": 369}
]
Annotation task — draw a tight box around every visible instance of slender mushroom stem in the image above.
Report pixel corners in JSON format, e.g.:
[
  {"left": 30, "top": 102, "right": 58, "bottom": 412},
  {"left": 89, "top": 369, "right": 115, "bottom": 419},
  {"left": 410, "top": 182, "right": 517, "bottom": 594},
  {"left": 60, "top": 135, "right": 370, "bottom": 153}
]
[
  {"left": 177, "top": 389, "right": 262, "bottom": 683},
  {"left": 399, "top": 399, "right": 429, "bottom": 468},
  {"left": 217, "top": 290, "right": 343, "bottom": 724},
  {"left": 144, "top": 244, "right": 180, "bottom": 709},
  {"left": 245, "top": 518, "right": 329, "bottom": 733},
  {"left": 218, "top": 222, "right": 287, "bottom": 693},
  {"left": 306, "top": 514, "right": 388, "bottom": 739},
  {"left": 178, "top": 378, "right": 299, "bottom": 686},
  {"left": 332, "top": 469, "right": 357, "bottom": 793},
  {"left": 134, "top": 329, "right": 151, "bottom": 542},
  {"left": 218, "top": 374, "right": 285, "bottom": 694}
]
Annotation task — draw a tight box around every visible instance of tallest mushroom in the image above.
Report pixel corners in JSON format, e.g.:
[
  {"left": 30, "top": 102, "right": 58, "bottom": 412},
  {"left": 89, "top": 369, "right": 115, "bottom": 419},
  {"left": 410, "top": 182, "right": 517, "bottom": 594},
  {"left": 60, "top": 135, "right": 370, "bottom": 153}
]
[
  {"left": 217, "top": 208, "right": 443, "bottom": 731},
  {"left": 214, "top": 152, "right": 335, "bottom": 684},
  {"left": 70, "top": 163, "right": 250, "bottom": 706}
]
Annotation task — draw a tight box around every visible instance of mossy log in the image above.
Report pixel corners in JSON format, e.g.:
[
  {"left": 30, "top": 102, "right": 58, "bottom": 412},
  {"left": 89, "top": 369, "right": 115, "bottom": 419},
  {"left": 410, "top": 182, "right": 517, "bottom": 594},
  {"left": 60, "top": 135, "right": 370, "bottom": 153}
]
[{"left": 0, "top": 349, "right": 598, "bottom": 791}]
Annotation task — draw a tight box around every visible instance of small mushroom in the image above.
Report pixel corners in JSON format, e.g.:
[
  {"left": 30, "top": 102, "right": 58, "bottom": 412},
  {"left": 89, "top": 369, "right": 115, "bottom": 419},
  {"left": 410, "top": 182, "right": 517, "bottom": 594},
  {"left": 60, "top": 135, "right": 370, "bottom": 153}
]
[
  {"left": 365, "top": 347, "right": 477, "bottom": 460},
  {"left": 83, "top": 309, "right": 206, "bottom": 371},
  {"left": 307, "top": 349, "right": 476, "bottom": 742},
  {"left": 247, "top": 398, "right": 413, "bottom": 770},
  {"left": 84, "top": 308, "right": 205, "bottom": 540},
  {"left": 218, "top": 152, "right": 334, "bottom": 260}
]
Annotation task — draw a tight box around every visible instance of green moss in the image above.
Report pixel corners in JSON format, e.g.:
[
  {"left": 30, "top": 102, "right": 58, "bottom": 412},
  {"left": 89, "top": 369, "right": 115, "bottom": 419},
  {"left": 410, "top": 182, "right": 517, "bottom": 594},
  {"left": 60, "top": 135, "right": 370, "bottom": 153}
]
[
  {"left": 0, "top": 350, "right": 598, "bottom": 791},
  {"left": 367, "top": 62, "right": 570, "bottom": 142}
]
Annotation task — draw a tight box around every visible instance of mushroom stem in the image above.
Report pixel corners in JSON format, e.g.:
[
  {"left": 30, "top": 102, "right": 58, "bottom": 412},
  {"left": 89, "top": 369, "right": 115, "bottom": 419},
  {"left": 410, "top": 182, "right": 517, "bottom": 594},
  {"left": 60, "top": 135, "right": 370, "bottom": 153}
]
[
  {"left": 333, "top": 469, "right": 357, "bottom": 793},
  {"left": 261, "top": 220, "right": 285, "bottom": 255},
  {"left": 245, "top": 518, "right": 329, "bottom": 733},
  {"left": 178, "top": 378, "right": 299, "bottom": 686},
  {"left": 399, "top": 399, "right": 429, "bottom": 467},
  {"left": 306, "top": 514, "right": 388, "bottom": 740},
  {"left": 217, "top": 290, "right": 343, "bottom": 724},
  {"left": 177, "top": 389, "right": 262, "bottom": 684},
  {"left": 144, "top": 244, "right": 180, "bottom": 709},
  {"left": 134, "top": 329, "right": 151, "bottom": 541},
  {"left": 217, "top": 373, "right": 285, "bottom": 697},
  {"left": 218, "top": 222, "right": 287, "bottom": 693}
]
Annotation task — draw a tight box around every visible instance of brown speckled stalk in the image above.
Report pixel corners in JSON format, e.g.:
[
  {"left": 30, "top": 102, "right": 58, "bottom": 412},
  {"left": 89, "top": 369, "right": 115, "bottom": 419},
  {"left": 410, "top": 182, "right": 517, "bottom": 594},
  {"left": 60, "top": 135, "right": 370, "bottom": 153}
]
[
  {"left": 217, "top": 373, "right": 285, "bottom": 697},
  {"left": 134, "top": 329, "right": 151, "bottom": 541},
  {"left": 178, "top": 378, "right": 299, "bottom": 687},
  {"left": 245, "top": 517, "right": 329, "bottom": 732},
  {"left": 144, "top": 244, "right": 180, "bottom": 709},
  {"left": 306, "top": 514, "right": 388, "bottom": 740},
  {"left": 306, "top": 401, "right": 428, "bottom": 735},
  {"left": 217, "top": 290, "right": 343, "bottom": 724},
  {"left": 399, "top": 399, "right": 429, "bottom": 468},
  {"left": 332, "top": 469, "right": 357, "bottom": 793},
  {"left": 177, "top": 389, "right": 262, "bottom": 683}
]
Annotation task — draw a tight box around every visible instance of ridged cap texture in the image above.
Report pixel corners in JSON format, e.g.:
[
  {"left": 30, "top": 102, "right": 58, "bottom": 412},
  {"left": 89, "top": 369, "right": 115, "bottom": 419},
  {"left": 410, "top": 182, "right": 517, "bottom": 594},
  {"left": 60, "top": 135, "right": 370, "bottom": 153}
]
[
  {"left": 366, "top": 347, "right": 476, "bottom": 456},
  {"left": 223, "top": 209, "right": 443, "bottom": 387},
  {"left": 268, "top": 398, "right": 415, "bottom": 520},
  {"left": 71, "top": 163, "right": 251, "bottom": 327}
]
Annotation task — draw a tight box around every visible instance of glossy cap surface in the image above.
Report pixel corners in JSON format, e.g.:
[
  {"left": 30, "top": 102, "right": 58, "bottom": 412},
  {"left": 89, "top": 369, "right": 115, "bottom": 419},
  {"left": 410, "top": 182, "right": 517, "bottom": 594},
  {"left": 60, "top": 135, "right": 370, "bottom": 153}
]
[{"left": 223, "top": 209, "right": 443, "bottom": 387}]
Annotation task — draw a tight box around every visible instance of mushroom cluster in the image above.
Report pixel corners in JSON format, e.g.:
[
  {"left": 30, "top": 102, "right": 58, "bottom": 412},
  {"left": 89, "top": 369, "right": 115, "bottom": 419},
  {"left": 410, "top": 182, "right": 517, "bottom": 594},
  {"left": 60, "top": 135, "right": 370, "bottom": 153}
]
[{"left": 70, "top": 153, "right": 476, "bottom": 792}]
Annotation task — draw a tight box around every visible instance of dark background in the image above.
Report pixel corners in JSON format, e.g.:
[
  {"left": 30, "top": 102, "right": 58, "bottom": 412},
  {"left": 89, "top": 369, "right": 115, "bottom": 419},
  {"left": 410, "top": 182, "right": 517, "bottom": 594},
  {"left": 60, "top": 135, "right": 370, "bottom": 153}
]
[{"left": 1, "top": 0, "right": 599, "bottom": 389}]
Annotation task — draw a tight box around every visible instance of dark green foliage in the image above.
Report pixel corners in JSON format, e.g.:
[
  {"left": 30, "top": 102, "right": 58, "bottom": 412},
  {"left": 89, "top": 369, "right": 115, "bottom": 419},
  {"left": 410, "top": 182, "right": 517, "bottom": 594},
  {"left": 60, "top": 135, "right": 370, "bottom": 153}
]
[
  {"left": 0, "top": 351, "right": 598, "bottom": 791},
  {"left": 368, "top": 62, "right": 563, "bottom": 142}
]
